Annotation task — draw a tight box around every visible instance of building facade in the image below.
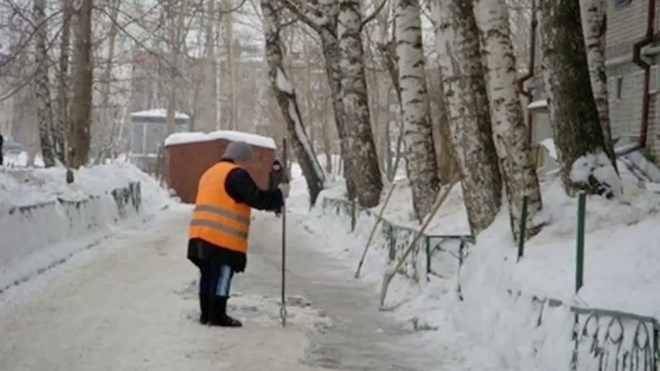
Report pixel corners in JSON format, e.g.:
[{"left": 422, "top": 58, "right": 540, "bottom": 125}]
[{"left": 528, "top": 0, "right": 660, "bottom": 167}]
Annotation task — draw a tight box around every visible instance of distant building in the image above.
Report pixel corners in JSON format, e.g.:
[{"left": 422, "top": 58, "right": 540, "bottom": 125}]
[{"left": 129, "top": 109, "right": 191, "bottom": 173}]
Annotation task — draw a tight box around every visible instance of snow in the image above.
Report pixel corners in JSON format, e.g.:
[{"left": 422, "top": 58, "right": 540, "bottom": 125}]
[
  {"left": 276, "top": 68, "right": 294, "bottom": 95},
  {"left": 0, "top": 161, "right": 171, "bottom": 294},
  {"left": 164, "top": 130, "right": 277, "bottom": 149},
  {"left": 294, "top": 156, "right": 660, "bottom": 370},
  {"left": 130, "top": 108, "right": 190, "bottom": 120},
  {"left": 540, "top": 138, "right": 558, "bottom": 161},
  {"left": 570, "top": 150, "right": 622, "bottom": 197},
  {"left": 527, "top": 99, "right": 549, "bottom": 110}
]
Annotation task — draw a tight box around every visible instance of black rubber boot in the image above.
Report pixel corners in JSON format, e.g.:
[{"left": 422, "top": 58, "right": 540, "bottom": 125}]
[
  {"left": 199, "top": 294, "right": 209, "bottom": 325},
  {"left": 208, "top": 297, "right": 242, "bottom": 328}
]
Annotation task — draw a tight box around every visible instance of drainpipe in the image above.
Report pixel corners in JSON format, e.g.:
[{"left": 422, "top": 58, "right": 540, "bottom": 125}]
[
  {"left": 632, "top": 0, "right": 656, "bottom": 148},
  {"left": 517, "top": 0, "right": 538, "bottom": 145}
]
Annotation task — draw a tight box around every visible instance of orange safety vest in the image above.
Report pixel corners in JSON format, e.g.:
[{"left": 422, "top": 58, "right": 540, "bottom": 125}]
[{"left": 189, "top": 162, "right": 252, "bottom": 254}]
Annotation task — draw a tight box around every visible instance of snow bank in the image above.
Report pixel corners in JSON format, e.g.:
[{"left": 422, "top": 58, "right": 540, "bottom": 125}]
[
  {"left": 306, "top": 159, "right": 660, "bottom": 370},
  {"left": 0, "top": 162, "right": 170, "bottom": 294},
  {"left": 164, "top": 130, "right": 277, "bottom": 149}
]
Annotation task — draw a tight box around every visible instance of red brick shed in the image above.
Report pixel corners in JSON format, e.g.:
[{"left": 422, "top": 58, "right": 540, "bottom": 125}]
[{"left": 164, "top": 131, "right": 277, "bottom": 204}]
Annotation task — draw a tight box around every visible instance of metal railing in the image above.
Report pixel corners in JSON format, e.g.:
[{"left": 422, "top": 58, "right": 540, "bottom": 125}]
[{"left": 321, "top": 196, "right": 659, "bottom": 371}]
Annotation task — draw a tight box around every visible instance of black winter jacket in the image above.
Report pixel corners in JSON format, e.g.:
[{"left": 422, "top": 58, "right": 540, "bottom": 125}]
[{"left": 188, "top": 160, "right": 284, "bottom": 272}]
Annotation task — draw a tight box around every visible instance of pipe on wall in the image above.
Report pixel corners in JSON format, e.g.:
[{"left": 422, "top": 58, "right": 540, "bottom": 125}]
[
  {"left": 632, "top": 0, "right": 657, "bottom": 148},
  {"left": 517, "top": 0, "right": 538, "bottom": 145}
]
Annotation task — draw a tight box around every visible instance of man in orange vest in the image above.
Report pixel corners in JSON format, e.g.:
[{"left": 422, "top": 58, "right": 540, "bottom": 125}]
[{"left": 188, "top": 141, "right": 289, "bottom": 327}]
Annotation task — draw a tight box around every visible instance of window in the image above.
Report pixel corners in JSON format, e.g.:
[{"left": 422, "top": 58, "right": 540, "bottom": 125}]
[{"left": 613, "top": 0, "right": 632, "bottom": 9}]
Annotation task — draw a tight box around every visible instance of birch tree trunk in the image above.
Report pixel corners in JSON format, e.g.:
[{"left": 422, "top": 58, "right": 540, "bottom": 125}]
[
  {"left": 338, "top": 0, "right": 383, "bottom": 208},
  {"left": 433, "top": 0, "right": 502, "bottom": 234},
  {"left": 33, "top": 0, "right": 57, "bottom": 168},
  {"left": 57, "top": 0, "right": 71, "bottom": 164},
  {"left": 579, "top": 0, "right": 616, "bottom": 168},
  {"left": 540, "top": 0, "right": 620, "bottom": 197},
  {"left": 280, "top": 0, "right": 360, "bottom": 199},
  {"left": 395, "top": 0, "right": 440, "bottom": 221},
  {"left": 166, "top": 0, "right": 181, "bottom": 136},
  {"left": 475, "top": 0, "right": 543, "bottom": 241},
  {"left": 68, "top": 0, "right": 93, "bottom": 168},
  {"left": 204, "top": 0, "right": 218, "bottom": 131},
  {"left": 261, "top": 0, "right": 326, "bottom": 205},
  {"left": 317, "top": 7, "right": 358, "bottom": 200},
  {"left": 97, "top": 0, "right": 120, "bottom": 162}
]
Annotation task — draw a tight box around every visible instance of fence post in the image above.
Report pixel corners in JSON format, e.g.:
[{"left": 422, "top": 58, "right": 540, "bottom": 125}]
[
  {"left": 351, "top": 199, "right": 357, "bottom": 232},
  {"left": 387, "top": 223, "right": 395, "bottom": 260},
  {"left": 517, "top": 195, "right": 529, "bottom": 262},
  {"left": 575, "top": 192, "right": 586, "bottom": 294},
  {"left": 425, "top": 236, "right": 431, "bottom": 274}
]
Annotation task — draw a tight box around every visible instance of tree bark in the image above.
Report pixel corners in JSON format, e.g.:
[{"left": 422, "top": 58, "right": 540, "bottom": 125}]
[
  {"left": 579, "top": 0, "right": 616, "bottom": 168},
  {"left": 204, "top": 0, "right": 218, "bottom": 131},
  {"left": 166, "top": 0, "right": 182, "bottom": 136},
  {"left": 338, "top": 0, "right": 384, "bottom": 208},
  {"left": 540, "top": 0, "right": 620, "bottom": 197},
  {"left": 96, "top": 0, "right": 120, "bottom": 164},
  {"left": 261, "top": 0, "right": 325, "bottom": 206},
  {"left": 68, "top": 0, "right": 93, "bottom": 168},
  {"left": 55, "top": 0, "right": 71, "bottom": 164},
  {"left": 475, "top": 0, "right": 543, "bottom": 241},
  {"left": 318, "top": 13, "right": 358, "bottom": 199},
  {"left": 434, "top": 0, "right": 503, "bottom": 234},
  {"left": 395, "top": 0, "right": 440, "bottom": 221},
  {"left": 33, "top": 0, "right": 57, "bottom": 168}
]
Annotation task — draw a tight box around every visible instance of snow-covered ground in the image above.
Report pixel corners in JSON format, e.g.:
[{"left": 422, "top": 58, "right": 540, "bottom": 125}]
[
  {"left": 3, "top": 147, "right": 657, "bottom": 370},
  {"left": 0, "top": 159, "right": 509, "bottom": 371},
  {"left": 299, "top": 159, "right": 660, "bottom": 370},
  {"left": 0, "top": 156, "right": 170, "bottom": 295}
]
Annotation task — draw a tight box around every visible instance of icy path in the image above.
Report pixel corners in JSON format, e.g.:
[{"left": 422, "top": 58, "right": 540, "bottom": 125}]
[{"left": 0, "top": 205, "right": 507, "bottom": 371}]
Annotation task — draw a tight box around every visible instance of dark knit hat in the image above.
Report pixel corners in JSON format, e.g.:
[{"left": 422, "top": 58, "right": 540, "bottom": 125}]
[{"left": 222, "top": 141, "right": 254, "bottom": 162}]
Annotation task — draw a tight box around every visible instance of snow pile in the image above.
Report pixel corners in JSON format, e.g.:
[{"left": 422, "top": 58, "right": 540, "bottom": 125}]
[
  {"left": 302, "top": 159, "right": 660, "bottom": 370},
  {"left": 164, "top": 130, "right": 277, "bottom": 149},
  {"left": 0, "top": 162, "right": 170, "bottom": 293},
  {"left": 570, "top": 150, "right": 622, "bottom": 198}
]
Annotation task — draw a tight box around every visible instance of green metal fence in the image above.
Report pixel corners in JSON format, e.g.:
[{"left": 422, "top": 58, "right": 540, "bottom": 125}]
[
  {"left": 321, "top": 197, "right": 474, "bottom": 283},
  {"left": 321, "top": 196, "right": 660, "bottom": 371}
]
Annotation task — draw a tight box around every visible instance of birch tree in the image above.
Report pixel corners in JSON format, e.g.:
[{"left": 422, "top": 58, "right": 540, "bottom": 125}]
[
  {"left": 56, "top": 0, "right": 72, "bottom": 164},
  {"left": 261, "top": 0, "right": 325, "bottom": 205},
  {"left": 540, "top": 0, "right": 620, "bottom": 197},
  {"left": 338, "top": 0, "right": 383, "bottom": 208},
  {"left": 395, "top": 0, "right": 440, "bottom": 221},
  {"left": 32, "top": 0, "right": 57, "bottom": 168},
  {"left": 68, "top": 0, "right": 94, "bottom": 168},
  {"left": 433, "top": 0, "right": 502, "bottom": 234},
  {"left": 579, "top": 0, "right": 616, "bottom": 167},
  {"left": 475, "top": 0, "right": 542, "bottom": 240}
]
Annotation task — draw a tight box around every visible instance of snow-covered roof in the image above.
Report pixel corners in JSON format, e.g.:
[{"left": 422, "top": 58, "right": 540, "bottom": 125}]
[
  {"left": 527, "top": 99, "right": 548, "bottom": 110},
  {"left": 164, "top": 130, "right": 277, "bottom": 149},
  {"left": 130, "top": 109, "right": 190, "bottom": 120}
]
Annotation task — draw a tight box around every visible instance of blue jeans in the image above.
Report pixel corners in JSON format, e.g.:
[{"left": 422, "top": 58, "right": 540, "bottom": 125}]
[{"left": 199, "top": 262, "right": 234, "bottom": 298}]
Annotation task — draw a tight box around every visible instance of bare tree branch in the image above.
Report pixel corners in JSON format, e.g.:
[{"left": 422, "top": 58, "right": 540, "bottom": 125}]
[{"left": 360, "top": 0, "right": 388, "bottom": 30}]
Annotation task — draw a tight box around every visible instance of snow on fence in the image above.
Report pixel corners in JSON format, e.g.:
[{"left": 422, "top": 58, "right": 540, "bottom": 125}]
[
  {"left": 0, "top": 182, "right": 143, "bottom": 296},
  {"left": 320, "top": 196, "right": 660, "bottom": 371}
]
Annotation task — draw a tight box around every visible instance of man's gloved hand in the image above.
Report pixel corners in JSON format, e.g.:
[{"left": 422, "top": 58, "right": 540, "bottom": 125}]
[{"left": 278, "top": 183, "right": 290, "bottom": 198}]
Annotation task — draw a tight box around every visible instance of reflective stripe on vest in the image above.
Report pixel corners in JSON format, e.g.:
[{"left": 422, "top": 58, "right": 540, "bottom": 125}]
[
  {"left": 190, "top": 204, "right": 250, "bottom": 239},
  {"left": 188, "top": 162, "right": 252, "bottom": 253}
]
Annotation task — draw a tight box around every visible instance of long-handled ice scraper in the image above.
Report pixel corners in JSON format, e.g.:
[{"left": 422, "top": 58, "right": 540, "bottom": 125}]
[{"left": 280, "top": 138, "right": 288, "bottom": 328}]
